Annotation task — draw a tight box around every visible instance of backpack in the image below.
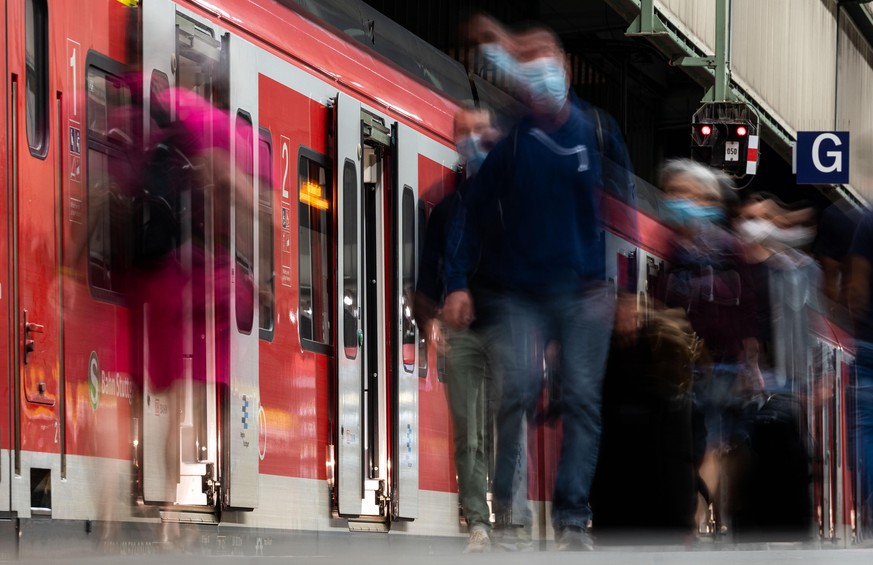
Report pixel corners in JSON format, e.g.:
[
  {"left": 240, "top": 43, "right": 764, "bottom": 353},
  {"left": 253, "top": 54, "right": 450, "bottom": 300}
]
[{"left": 132, "top": 135, "right": 196, "bottom": 268}]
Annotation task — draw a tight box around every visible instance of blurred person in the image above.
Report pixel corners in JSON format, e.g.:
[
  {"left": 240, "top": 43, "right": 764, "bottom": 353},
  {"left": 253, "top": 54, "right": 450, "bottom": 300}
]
[
  {"left": 657, "top": 159, "right": 759, "bottom": 534},
  {"left": 847, "top": 209, "right": 873, "bottom": 537},
  {"left": 735, "top": 193, "right": 819, "bottom": 392},
  {"left": 137, "top": 86, "right": 254, "bottom": 545},
  {"left": 726, "top": 193, "right": 816, "bottom": 539},
  {"left": 817, "top": 199, "right": 861, "bottom": 311},
  {"left": 444, "top": 17, "right": 637, "bottom": 550},
  {"left": 72, "top": 83, "right": 252, "bottom": 546},
  {"left": 414, "top": 103, "right": 504, "bottom": 553}
]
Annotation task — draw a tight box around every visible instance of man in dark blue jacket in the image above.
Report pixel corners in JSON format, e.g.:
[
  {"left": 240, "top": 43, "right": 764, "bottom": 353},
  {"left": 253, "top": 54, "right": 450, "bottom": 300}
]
[
  {"left": 415, "top": 104, "right": 505, "bottom": 553},
  {"left": 444, "top": 20, "right": 623, "bottom": 550}
]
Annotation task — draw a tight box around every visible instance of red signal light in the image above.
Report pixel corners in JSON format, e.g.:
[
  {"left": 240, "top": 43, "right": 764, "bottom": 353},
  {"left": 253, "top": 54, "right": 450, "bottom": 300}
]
[
  {"left": 736, "top": 125, "right": 748, "bottom": 137},
  {"left": 700, "top": 125, "right": 712, "bottom": 136}
]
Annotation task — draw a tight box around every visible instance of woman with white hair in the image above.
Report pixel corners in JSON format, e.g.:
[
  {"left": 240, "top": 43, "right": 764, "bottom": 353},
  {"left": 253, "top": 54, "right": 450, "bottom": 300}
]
[{"left": 657, "top": 159, "right": 760, "bottom": 536}]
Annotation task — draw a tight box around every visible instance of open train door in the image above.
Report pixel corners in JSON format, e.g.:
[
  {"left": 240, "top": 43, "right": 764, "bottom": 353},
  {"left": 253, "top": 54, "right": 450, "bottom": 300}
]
[
  {"left": 140, "top": 0, "right": 227, "bottom": 508},
  {"left": 391, "top": 123, "right": 419, "bottom": 520},
  {"left": 221, "top": 32, "right": 260, "bottom": 511},
  {"left": 334, "top": 92, "right": 364, "bottom": 517}
]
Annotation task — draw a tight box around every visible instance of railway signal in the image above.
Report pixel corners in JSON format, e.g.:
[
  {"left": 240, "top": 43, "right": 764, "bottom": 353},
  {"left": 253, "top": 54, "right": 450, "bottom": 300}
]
[{"left": 690, "top": 102, "right": 760, "bottom": 178}]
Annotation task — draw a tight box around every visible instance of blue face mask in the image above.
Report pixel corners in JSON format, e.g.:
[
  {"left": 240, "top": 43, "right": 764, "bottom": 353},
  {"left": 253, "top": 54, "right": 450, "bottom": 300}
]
[
  {"left": 480, "top": 42, "right": 519, "bottom": 78},
  {"left": 663, "top": 198, "right": 724, "bottom": 226},
  {"left": 455, "top": 134, "right": 489, "bottom": 177},
  {"left": 519, "top": 57, "right": 568, "bottom": 115}
]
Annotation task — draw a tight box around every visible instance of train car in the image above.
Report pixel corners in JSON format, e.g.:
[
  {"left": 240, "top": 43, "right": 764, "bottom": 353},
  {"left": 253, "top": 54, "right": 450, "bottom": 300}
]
[{"left": 0, "top": 0, "right": 862, "bottom": 557}]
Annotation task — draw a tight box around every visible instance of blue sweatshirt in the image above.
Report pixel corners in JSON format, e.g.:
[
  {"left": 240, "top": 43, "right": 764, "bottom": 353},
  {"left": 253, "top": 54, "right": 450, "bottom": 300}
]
[{"left": 444, "top": 104, "right": 605, "bottom": 297}]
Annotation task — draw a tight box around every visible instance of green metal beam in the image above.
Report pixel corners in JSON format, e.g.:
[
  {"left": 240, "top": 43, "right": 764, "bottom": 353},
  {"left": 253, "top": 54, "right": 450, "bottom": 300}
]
[
  {"left": 712, "top": 0, "right": 732, "bottom": 102},
  {"left": 625, "top": 0, "right": 667, "bottom": 35},
  {"left": 611, "top": 0, "right": 793, "bottom": 155},
  {"left": 610, "top": 0, "right": 866, "bottom": 206}
]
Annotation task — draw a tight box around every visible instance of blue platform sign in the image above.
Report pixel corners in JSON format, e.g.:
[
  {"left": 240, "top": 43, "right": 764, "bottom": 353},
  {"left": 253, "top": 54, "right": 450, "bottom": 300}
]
[{"left": 796, "top": 131, "right": 850, "bottom": 184}]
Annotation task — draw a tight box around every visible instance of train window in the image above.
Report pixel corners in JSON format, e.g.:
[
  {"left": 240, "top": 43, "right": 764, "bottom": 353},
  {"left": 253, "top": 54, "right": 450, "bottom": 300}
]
[
  {"left": 342, "top": 159, "right": 358, "bottom": 359},
  {"left": 417, "top": 200, "right": 427, "bottom": 378},
  {"left": 25, "top": 0, "right": 48, "bottom": 157},
  {"left": 258, "top": 129, "right": 274, "bottom": 341},
  {"left": 235, "top": 112, "right": 255, "bottom": 335},
  {"left": 298, "top": 149, "right": 332, "bottom": 352},
  {"left": 86, "top": 64, "right": 133, "bottom": 299},
  {"left": 401, "top": 186, "right": 416, "bottom": 372}
]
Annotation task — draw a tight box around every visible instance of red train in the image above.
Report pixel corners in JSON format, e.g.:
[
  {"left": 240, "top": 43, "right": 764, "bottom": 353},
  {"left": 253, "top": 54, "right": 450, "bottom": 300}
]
[{"left": 0, "top": 0, "right": 861, "bottom": 555}]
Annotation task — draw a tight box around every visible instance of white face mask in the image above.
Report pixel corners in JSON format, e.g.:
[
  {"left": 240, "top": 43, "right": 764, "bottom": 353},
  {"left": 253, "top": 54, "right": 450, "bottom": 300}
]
[
  {"left": 480, "top": 44, "right": 567, "bottom": 115},
  {"left": 737, "top": 218, "right": 815, "bottom": 250},
  {"left": 518, "top": 57, "right": 568, "bottom": 116},
  {"left": 480, "top": 42, "right": 519, "bottom": 77},
  {"left": 455, "top": 134, "right": 488, "bottom": 177}
]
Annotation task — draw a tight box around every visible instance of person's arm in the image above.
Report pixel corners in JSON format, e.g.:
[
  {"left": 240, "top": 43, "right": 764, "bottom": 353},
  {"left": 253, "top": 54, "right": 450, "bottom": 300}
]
[
  {"left": 442, "top": 141, "right": 505, "bottom": 329},
  {"left": 413, "top": 198, "right": 449, "bottom": 342}
]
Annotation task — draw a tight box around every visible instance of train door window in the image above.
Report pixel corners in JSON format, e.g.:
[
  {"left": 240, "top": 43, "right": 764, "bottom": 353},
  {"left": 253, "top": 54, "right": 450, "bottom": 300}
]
[
  {"left": 235, "top": 112, "right": 255, "bottom": 334},
  {"left": 176, "top": 13, "right": 220, "bottom": 104},
  {"left": 298, "top": 149, "right": 332, "bottom": 352},
  {"left": 258, "top": 129, "right": 274, "bottom": 341},
  {"left": 25, "top": 0, "right": 48, "bottom": 157},
  {"left": 86, "top": 63, "right": 133, "bottom": 299},
  {"left": 150, "top": 70, "right": 171, "bottom": 128},
  {"left": 342, "top": 159, "right": 358, "bottom": 359},
  {"left": 417, "top": 200, "right": 427, "bottom": 378},
  {"left": 401, "top": 186, "right": 416, "bottom": 372}
]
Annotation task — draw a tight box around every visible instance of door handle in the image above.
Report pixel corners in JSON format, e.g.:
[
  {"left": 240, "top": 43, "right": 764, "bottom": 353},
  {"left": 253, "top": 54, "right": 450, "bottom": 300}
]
[{"left": 23, "top": 309, "right": 44, "bottom": 365}]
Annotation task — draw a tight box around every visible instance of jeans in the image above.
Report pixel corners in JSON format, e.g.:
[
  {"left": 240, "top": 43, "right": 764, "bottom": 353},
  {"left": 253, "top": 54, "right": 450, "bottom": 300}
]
[
  {"left": 492, "top": 284, "right": 615, "bottom": 530},
  {"left": 445, "top": 326, "right": 498, "bottom": 530}
]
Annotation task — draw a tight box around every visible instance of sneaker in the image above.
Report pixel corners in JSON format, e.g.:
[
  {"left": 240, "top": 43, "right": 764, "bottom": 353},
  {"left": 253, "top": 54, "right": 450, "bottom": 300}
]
[
  {"left": 555, "top": 526, "right": 594, "bottom": 551},
  {"left": 493, "top": 524, "right": 533, "bottom": 552},
  {"left": 464, "top": 525, "right": 492, "bottom": 553},
  {"left": 514, "top": 525, "right": 534, "bottom": 552}
]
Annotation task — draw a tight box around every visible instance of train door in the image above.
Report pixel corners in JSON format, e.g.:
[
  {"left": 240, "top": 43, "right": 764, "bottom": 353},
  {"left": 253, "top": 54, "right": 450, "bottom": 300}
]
[
  {"left": 359, "top": 108, "right": 392, "bottom": 520},
  {"left": 140, "top": 0, "right": 229, "bottom": 508},
  {"left": 334, "top": 92, "right": 364, "bottom": 517},
  {"left": 0, "top": 0, "right": 10, "bottom": 516},
  {"left": 336, "top": 98, "right": 414, "bottom": 523},
  {"left": 334, "top": 103, "right": 423, "bottom": 523},
  {"left": 391, "top": 124, "right": 420, "bottom": 519},
  {"left": 224, "top": 31, "right": 260, "bottom": 511},
  {"left": 9, "top": 0, "right": 61, "bottom": 514}
]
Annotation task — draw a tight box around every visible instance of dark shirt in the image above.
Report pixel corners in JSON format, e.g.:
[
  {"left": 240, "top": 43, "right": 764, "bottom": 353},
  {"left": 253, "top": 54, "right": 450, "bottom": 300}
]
[
  {"left": 416, "top": 179, "right": 502, "bottom": 328},
  {"left": 416, "top": 193, "right": 454, "bottom": 305},
  {"left": 660, "top": 226, "right": 757, "bottom": 363},
  {"left": 749, "top": 260, "right": 774, "bottom": 368},
  {"left": 445, "top": 104, "right": 604, "bottom": 297},
  {"left": 570, "top": 93, "right": 637, "bottom": 211},
  {"left": 815, "top": 201, "right": 861, "bottom": 263}
]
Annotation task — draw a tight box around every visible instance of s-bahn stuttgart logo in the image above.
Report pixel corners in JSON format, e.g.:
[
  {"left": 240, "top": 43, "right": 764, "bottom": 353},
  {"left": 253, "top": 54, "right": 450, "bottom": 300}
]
[
  {"left": 89, "top": 351, "right": 100, "bottom": 410},
  {"left": 87, "top": 351, "right": 134, "bottom": 410}
]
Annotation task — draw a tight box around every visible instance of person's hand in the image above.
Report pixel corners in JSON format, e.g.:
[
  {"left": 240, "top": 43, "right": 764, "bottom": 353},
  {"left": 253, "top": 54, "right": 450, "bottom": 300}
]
[{"left": 442, "top": 290, "right": 474, "bottom": 331}]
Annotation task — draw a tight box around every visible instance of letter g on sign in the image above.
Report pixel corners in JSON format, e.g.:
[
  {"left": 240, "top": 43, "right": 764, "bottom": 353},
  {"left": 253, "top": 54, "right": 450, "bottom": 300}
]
[{"left": 812, "top": 133, "right": 843, "bottom": 174}]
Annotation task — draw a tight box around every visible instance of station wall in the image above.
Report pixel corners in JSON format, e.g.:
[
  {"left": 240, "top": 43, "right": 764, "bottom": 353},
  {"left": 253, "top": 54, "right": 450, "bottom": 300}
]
[{"left": 655, "top": 0, "right": 873, "bottom": 202}]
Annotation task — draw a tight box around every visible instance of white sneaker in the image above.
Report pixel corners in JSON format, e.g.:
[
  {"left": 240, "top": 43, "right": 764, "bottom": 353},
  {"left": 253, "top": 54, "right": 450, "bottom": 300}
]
[{"left": 464, "top": 525, "right": 492, "bottom": 553}]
